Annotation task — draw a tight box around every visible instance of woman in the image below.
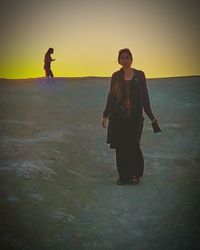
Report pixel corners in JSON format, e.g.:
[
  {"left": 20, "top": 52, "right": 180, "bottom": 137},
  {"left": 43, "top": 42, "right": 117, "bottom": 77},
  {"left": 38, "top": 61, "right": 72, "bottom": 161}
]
[
  {"left": 44, "top": 48, "right": 55, "bottom": 77},
  {"left": 102, "top": 48, "right": 158, "bottom": 185}
]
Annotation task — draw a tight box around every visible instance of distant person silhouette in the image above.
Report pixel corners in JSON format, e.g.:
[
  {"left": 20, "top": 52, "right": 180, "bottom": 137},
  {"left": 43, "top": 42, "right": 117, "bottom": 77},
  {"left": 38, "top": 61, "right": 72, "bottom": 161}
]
[{"left": 44, "top": 48, "right": 55, "bottom": 77}]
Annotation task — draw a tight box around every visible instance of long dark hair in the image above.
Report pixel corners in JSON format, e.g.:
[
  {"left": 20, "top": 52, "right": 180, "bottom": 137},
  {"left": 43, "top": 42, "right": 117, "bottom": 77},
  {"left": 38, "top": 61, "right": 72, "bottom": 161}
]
[
  {"left": 46, "top": 48, "right": 54, "bottom": 55},
  {"left": 112, "top": 48, "right": 133, "bottom": 99},
  {"left": 111, "top": 69, "right": 124, "bottom": 100}
]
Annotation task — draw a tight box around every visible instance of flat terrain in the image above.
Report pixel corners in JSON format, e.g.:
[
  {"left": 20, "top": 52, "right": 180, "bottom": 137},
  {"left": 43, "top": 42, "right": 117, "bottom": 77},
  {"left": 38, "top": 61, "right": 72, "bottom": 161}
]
[{"left": 0, "top": 76, "right": 200, "bottom": 250}]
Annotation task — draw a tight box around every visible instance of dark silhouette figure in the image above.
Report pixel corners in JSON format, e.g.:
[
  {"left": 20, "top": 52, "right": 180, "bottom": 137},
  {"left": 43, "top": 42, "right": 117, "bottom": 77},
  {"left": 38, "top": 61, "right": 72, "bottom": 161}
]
[
  {"left": 44, "top": 48, "right": 55, "bottom": 77},
  {"left": 102, "top": 48, "right": 159, "bottom": 185}
]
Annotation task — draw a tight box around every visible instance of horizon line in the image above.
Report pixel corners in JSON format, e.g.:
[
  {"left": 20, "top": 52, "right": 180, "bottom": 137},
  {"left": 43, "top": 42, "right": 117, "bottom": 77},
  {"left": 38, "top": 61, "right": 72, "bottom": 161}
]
[{"left": 0, "top": 74, "right": 200, "bottom": 81}]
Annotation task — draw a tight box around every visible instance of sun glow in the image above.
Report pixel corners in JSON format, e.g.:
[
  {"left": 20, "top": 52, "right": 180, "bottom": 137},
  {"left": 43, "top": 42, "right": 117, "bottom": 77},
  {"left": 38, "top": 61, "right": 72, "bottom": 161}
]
[{"left": 0, "top": 0, "right": 199, "bottom": 79}]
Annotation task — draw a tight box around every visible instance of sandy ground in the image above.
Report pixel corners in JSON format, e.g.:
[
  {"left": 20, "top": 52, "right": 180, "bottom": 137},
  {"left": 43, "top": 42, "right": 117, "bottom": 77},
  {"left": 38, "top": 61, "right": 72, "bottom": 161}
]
[{"left": 0, "top": 76, "right": 200, "bottom": 250}]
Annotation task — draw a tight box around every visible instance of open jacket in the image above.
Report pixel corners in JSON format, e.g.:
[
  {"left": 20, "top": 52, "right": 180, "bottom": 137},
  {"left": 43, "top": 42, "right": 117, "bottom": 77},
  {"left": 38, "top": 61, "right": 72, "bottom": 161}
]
[{"left": 103, "top": 68, "right": 155, "bottom": 147}]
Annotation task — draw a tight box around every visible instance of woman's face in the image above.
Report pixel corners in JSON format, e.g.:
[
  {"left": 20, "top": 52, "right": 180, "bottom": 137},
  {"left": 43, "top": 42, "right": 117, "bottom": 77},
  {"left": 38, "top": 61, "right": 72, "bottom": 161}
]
[{"left": 119, "top": 52, "right": 132, "bottom": 68}]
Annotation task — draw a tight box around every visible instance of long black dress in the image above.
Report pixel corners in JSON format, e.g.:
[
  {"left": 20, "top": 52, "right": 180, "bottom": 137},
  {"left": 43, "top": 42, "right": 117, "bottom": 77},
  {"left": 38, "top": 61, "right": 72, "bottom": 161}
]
[
  {"left": 113, "top": 76, "right": 144, "bottom": 180},
  {"left": 103, "top": 68, "right": 155, "bottom": 182},
  {"left": 111, "top": 77, "right": 141, "bottom": 146}
]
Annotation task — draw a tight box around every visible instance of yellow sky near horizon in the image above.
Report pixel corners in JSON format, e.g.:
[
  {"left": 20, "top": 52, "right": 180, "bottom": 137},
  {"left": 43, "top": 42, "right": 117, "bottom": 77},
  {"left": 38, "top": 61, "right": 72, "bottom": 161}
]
[{"left": 0, "top": 0, "right": 199, "bottom": 79}]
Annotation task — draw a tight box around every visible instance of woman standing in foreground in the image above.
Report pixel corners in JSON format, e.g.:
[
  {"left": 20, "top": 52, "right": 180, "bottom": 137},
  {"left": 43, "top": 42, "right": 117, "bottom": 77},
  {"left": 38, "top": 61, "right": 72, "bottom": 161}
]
[
  {"left": 44, "top": 48, "right": 56, "bottom": 77},
  {"left": 102, "top": 48, "right": 158, "bottom": 185}
]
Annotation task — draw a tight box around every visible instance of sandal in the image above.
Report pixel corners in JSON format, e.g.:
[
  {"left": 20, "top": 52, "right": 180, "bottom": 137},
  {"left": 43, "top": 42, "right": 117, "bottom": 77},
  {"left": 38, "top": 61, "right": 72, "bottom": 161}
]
[
  {"left": 117, "top": 179, "right": 127, "bottom": 185},
  {"left": 130, "top": 176, "right": 140, "bottom": 185}
]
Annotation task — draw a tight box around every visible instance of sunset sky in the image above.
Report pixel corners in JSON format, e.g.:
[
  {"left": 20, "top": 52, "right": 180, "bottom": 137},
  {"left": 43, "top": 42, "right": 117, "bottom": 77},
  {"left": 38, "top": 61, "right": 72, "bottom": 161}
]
[{"left": 0, "top": 0, "right": 199, "bottom": 79}]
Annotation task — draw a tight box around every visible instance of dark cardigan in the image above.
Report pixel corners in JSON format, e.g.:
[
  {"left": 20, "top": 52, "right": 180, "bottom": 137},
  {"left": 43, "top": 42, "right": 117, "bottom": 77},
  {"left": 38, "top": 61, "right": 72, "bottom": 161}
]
[{"left": 103, "top": 68, "right": 155, "bottom": 148}]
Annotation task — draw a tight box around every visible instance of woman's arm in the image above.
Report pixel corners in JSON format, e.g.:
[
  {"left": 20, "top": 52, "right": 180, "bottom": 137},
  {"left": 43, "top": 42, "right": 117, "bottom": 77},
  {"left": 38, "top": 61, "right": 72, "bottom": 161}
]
[
  {"left": 141, "top": 71, "right": 155, "bottom": 121},
  {"left": 50, "top": 55, "right": 56, "bottom": 61},
  {"left": 45, "top": 54, "right": 55, "bottom": 63},
  {"left": 102, "top": 73, "right": 117, "bottom": 128},
  {"left": 103, "top": 73, "right": 116, "bottom": 118}
]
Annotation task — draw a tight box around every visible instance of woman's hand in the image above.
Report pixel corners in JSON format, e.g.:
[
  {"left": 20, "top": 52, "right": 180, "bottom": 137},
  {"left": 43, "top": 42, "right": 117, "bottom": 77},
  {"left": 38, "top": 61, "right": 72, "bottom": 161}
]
[
  {"left": 102, "top": 117, "right": 108, "bottom": 128},
  {"left": 152, "top": 118, "right": 158, "bottom": 123}
]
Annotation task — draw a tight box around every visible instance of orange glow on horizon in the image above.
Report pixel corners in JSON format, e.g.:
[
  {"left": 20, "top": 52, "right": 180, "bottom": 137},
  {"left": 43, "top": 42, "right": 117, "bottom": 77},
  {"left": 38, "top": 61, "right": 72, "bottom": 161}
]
[{"left": 0, "top": 1, "right": 199, "bottom": 79}]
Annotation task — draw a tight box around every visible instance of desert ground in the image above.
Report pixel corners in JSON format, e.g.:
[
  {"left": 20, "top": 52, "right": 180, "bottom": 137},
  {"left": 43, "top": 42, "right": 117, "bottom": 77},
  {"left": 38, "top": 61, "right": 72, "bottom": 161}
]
[{"left": 0, "top": 76, "right": 200, "bottom": 250}]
